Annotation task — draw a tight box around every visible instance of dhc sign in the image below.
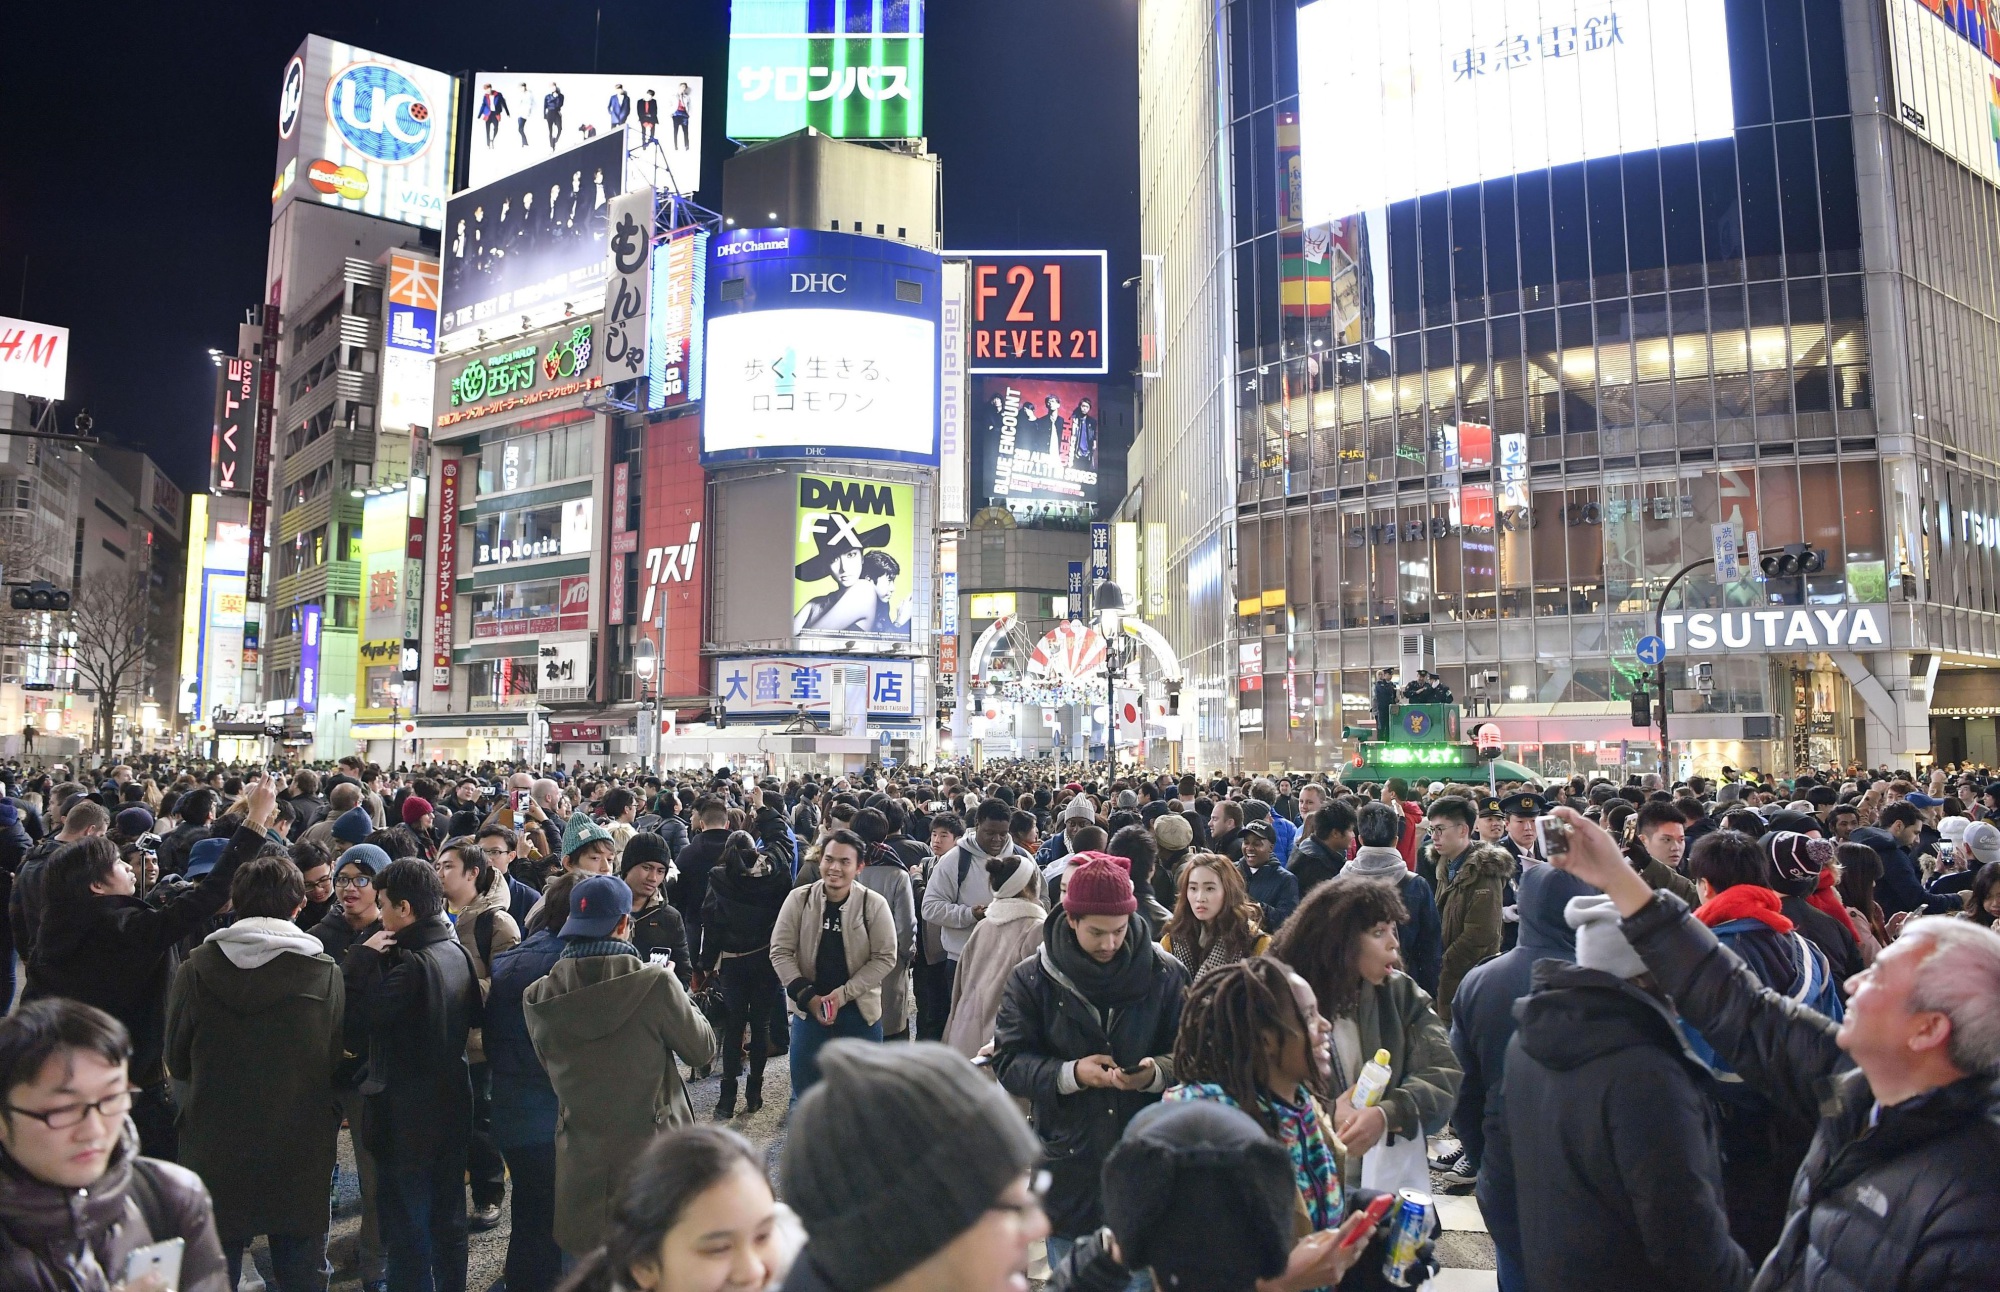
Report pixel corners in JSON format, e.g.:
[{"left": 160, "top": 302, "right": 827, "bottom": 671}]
[{"left": 1661, "top": 604, "right": 1889, "bottom": 653}]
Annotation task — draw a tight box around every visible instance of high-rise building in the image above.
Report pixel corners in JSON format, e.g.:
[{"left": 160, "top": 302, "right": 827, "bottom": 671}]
[{"left": 1133, "top": 0, "right": 1998, "bottom": 776}]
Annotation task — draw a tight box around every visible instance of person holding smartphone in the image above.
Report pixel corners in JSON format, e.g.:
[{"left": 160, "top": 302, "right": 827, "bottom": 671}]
[
  {"left": 769, "top": 830, "right": 899, "bottom": 1101},
  {"left": 0, "top": 998, "right": 228, "bottom": 1291}
]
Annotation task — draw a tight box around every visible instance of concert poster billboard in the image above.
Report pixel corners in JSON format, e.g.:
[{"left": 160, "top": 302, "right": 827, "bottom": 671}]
[{"left": 974, "top": 376, "right": 1101, "bottom": 514}]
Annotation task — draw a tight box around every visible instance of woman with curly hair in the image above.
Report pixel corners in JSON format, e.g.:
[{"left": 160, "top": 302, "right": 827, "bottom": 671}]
[
  {"left": 1273, "top": 878, "right": 1460, "bottom": 1195},
  {"left": 1159, "top": 851, "right": 1270, "bottom": 980}
]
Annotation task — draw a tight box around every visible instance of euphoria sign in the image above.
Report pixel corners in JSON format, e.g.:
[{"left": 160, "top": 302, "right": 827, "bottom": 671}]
[{"left": 961, "top": 251, "right": 1109, "bottom": 376}]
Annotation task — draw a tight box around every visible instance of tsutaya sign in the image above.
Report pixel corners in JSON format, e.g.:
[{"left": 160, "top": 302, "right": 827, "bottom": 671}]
[{"left": 1661, "top": 604, "right": 1889, "bottom": 653}]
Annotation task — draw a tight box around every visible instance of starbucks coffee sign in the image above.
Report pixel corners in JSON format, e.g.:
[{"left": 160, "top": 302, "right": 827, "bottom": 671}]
[{"left": 1660, "top": 604, "right": 1889, "bottom": 654}]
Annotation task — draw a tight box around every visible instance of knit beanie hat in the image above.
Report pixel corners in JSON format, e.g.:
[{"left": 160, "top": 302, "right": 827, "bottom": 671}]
[
  {"left": 1061, "top": 796, "right": 1097, "bottom": 825},
  {"left": 448, "top": 809, "right": 481, "bottom": 840},
  {"left": 782, "top": 1041, "right": 1039, "bottom": 1291},
  {"left": 400, "top": 796, "right": 434, "bottom": 827},
  {"left": 114, "top": 806, "right": 155, "bottom": 838},
  {"left": 620, "top": 831, "right": 673, "bottom": 877},
  {"left": 1764, "top": 830, "right": 1820, "bottom": 898},
  {"left": 1102, "top": 1100, "right": 1297, "bottom": 1291},
  {"left": 1567, "top": 895, "right": 1648, "bottom": 980},
  {"left": 337, "top": 843, "right": 391, "bottom": 876},
  {"left": 561, "top": 810, "right": 614, "bottom": 858},
  {"left": 1061, "top": 850, "right": 1137, "bottom": 917},
  {"left": 333, "top": 806, "right": 376, "bottom": 845}
]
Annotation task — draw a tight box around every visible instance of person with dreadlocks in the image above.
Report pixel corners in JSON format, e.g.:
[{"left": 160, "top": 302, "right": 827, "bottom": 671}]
[{"left": 1273, "top": 878, "right": 1460, "bottom": 1195}]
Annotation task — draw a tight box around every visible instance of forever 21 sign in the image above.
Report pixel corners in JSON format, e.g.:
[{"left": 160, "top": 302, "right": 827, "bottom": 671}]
[{"left": 960, "top": 251, "right": 1109, "bottom": 376}]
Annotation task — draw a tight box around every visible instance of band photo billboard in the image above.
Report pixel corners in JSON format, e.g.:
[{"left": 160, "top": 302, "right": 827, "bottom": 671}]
[
  {"left": 962, "top": 252, "right": 1109, "bottom": 374},
  {"left": 792, "top": 473, "right": 915, "bottom": 645},
  {"left": 441, "top": 132, "right": 627, "bottom": 341},
  {"left": 468, "top": 73, "right": 704, "bottom": 196},
  {"left": 273, "top": 35, "right": 459, "bottom": 230},
  {"left": 975, "top": 377, "right": 1101, "bottom": 511}
]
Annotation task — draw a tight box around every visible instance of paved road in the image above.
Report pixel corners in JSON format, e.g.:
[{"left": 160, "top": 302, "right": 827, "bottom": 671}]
[{"left": 273, "top": 1054, "right": 1491, "bottom": 1292}]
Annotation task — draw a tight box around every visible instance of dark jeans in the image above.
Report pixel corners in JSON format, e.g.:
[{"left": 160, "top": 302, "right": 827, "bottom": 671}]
[
  {"left": 378, "top": 1160, "right": 469, "bottom": 1292},
  {"left": 223, "top": 1233, "right": 331, "bottom": 1292},
  {"left": 467, "top": 1063, "right": 505, "bottom": 1209},
  {"left": 913, "top": 957, "right": 955, "bottom": 1041},
  {"left": 499, "top": 1142, "right": 561, "bottom": 1292},
  {"left": 719, "top": 954, "right": 782, "bottom": 1087},
  {"left": 789, "top": 1002, "right": 882, "bottom": 1102}
]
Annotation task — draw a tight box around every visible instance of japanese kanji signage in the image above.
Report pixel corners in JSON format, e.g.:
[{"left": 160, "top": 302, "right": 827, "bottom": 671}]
[
  {"left": 602, "top": 187, "right": 655, "bottom": 386},
  {"left": 431, "top": 458, "right": 460, "bottom": 690},
  {"left": 437, "top": 321, "right": 601, "bottom": 431},
  {"left": 960, "top": 252, "right": 1109, "bottom": 375},
  {"left": 702, "top": 228, "right": 941, "bottom": 466},
  {"left": 715, "top": 655, "right": 917, "bottom": 717},
  {"left": 793, "top": 474, "right": 916, "bottom": 647},
  {"left": 358, "top": 488, "right": 408, "bottom": 721},
  {"left": 539, "top": 640, "right": 591, "bottom": 695},
  {"left": 725, "top": 0, "right": 924, "bottom": 140},
  {"left": 651, "top": 228, "right": 708, "bottom": 409}
]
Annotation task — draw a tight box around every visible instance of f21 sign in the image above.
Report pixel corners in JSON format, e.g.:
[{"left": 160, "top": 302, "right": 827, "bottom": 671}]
[{"left": 962, "top": 251, "right": 1108, "bottom": 376}]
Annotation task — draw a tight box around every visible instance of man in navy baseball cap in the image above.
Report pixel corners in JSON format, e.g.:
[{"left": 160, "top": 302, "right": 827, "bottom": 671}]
[{"left": 560, "top": 872, "right": 633, "bottom": 940}]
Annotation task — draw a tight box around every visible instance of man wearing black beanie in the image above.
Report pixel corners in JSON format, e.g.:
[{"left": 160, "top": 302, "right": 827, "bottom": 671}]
[
  {"left": 780, "top": 1039, "right": 1044, "bottom": 1292},
  {"left": 623, "top": 832, "right": 690, "bottom": 987}
]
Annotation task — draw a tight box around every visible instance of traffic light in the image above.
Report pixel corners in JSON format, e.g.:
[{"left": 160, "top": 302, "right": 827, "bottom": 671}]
[
  {"left": 9, "top": 581, "right": 71, "bottom": 612},
  {"left": 1759, "top": 544, "right": 1826, "bottom": 578},
  {"left": 1630, "top": 683, "right": 1652, "bottom": 728}
]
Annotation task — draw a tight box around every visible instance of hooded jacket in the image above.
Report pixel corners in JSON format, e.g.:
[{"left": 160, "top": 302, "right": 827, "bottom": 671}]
[
  {"left": 1622, "top": 890, "right": 2000, "bottom": 1292},
  {"left": 1501, "top": 961, "right": 1751, "bottom": 1292},
  {"left": 699, "top": 844, "right": 792, "bottom": 968},
  {"left": 0, "top": 1125, "right": 228, "bottom": 1292},
  {"left": 340, "top": 914, "right": 481, "bottom": 1173},
  {"left": 942, "top": 893, "right": 1045, "bottom": 1058},
  {"left": 524, "top": 946, "right": 716, "bottom": 1254},
  {"left": 922, "top": 830, "right": 1027, "bottom": 959},
  {"left": 1287, "top": 834, "right": 1344, "bottom": 896},
  {"left": 1849, "top": 825, "right": 1957, "bottom": 916},
  {"left": 24, "top": 822, "right": 266, "bottom": 1085},
  {"left": 990, "top": 908, "right": 1190, "bottom": 1237},
  {"left": 1435, "top": 843, "right": 1517, "bottom": 1024},
  {"left": 164, "top": 917, "right": 344, "bottom": 1240},
  {"left": 1345, "top": 845, "right": 1443, "bottom": 996}
]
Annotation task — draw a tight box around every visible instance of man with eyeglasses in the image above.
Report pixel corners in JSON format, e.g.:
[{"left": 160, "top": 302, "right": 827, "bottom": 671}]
[
  {"left": 476, "top": 824, "right": 539, "bottom": 927},
  {"left": 309, "top": 843, "right": 391, "bottom": 1291},
  {"left": 0, "top": 997, "right": 228, "bottom": 1291},
  {"left": 292, "top": 839, "right": 337, "bottom": 931}
]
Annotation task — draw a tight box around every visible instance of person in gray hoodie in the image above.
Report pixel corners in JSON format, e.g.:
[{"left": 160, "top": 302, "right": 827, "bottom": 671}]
[
  {"left": 920, "top": 799, "right": 1024, "bottom": 995},
  {"left": 1347, "top": 801, "right": 1442, "bottom": 995}
]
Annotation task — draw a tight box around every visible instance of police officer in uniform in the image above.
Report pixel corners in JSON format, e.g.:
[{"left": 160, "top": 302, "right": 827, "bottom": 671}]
[
  {"left": 1493, "top": 791, "right": 1547, "bottom": 953},
  {"left": 1371, "top": 667, "right": 1399, "bottom": 739}
]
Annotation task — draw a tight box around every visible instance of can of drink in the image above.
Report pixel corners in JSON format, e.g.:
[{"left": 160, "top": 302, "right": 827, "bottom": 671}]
[{"left": 1380, "top": 1188, "right": 1433, "bottom": 1287}]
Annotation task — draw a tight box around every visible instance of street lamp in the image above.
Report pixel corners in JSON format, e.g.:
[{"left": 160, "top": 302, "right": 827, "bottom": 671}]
[
  {"left": 634, "top": 638, "right": 658, "bottom": 775},
  {"left": 1095, "top": 580, "right": 1137, "bottom": 784}
]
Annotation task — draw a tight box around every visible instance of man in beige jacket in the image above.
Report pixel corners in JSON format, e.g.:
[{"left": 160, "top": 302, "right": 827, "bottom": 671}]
[{"left": 770, "top": 827, "right": 898, "bottom": 1101}]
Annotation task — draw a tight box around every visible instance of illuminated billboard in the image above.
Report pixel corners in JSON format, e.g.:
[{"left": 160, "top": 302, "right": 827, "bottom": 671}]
[
  {"left": 1885, "top": 0, "right": 2000, "bottom": 187},
  {"left": 273, "top": 35, "right": 458, "bottom": 230},
  {"left": 434, "top": 319, "right": 602, "bottom": 432},
  {"left": 211, "top": 358, "right": 258, "bottom": 495},
  {"left": 1295, "top": 0, "right": 1735, "bottom": 225},
  {"left": 793, "top": 474, "right": 916, "bottom": 647},
  {"left": 960, "top": 252, "right": 1108, "bottom": 375},
  {"left": 650, "top": 228, "right": 709, "bottom": 409},
  {"left": 382, "top": 253, "right": 437, "bottom": 434},
  {"left": 975, "top": 377, "right": 1101, "bottom": 516},
  {"left": 726, "top": 0, "right": 924, "bottom": 139},
  {"left": 702, "top": 228, "right": 940, "bottom": 465},
  {"left": 440, "top": 132, "right": 628, "bottom": 346},
  {"left": 468, "top": 73, "right": 704, "bottom": 196},
  {"left": 0, "top": 316, "right": 68, "bottom": 400},
  {"left": 357, "top": 489, "right": 407, "bottom": 721}
]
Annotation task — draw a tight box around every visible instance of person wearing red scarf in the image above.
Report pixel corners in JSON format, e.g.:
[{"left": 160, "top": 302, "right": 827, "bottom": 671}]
[{"left": 1764, "top": 831, "right": 1865, "bottom": 986}]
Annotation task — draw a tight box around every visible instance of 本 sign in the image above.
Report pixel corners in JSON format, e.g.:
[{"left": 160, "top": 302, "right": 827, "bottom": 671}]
[{"left": 961, "top": 253, "right": 1109, "bottom": 375}]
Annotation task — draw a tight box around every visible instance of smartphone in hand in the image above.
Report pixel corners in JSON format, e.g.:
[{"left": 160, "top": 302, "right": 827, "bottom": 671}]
[{"left": 123, "top": 1237, "right": 185, "bottom": 1289}]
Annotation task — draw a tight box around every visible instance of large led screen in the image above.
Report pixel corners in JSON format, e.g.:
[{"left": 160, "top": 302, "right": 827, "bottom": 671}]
[
  {"left": 273, "top": 35, "right": 458, "bottom": 230},
  {"left": 1295, "top": 0, "right": 1735, "bottom": 226}
]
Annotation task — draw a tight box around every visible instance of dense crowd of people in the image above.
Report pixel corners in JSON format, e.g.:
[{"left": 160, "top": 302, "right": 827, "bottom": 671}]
[{"left": 0, "top": 751, "right": 1997, "bottom": 1292}]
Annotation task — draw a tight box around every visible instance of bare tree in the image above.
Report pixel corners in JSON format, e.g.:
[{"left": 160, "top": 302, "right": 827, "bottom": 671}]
[{"left": 69, "top": 577, "right": 152, "bottom": 755}]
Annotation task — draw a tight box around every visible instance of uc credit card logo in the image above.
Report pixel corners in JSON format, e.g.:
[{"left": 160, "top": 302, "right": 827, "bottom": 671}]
[{"left": 328, "top": 62, "right": 435, "bottom": 164}]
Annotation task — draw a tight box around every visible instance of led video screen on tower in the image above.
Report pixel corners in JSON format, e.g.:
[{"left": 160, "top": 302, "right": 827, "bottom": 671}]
[{"left": 1295, "top": 0, "right": 1736, "bottom": 227}]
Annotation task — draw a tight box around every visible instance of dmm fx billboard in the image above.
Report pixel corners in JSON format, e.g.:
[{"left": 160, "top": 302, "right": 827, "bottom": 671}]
[
  {"left": 726, "top": 0, "right": 924, "bottom": 140},
  {"left": 717, "top": 655, "right": 917, "bottom": 717},
  {"left": 440, "top": 131, "right": 627, "bottom": 346},
  {"left": 703, "top": 228, "right": 941, "bottom": 465},
  {"left": 273, "top": 35, "right": 458, "bottom": 230},
  {"left": 962, "top": 252, "right": 1109, "bottom": 375},
  {"left": 211, "top": 357, "right": 258, "bottom": 495},
  {"left": 436, "top": 319, "right": 601, "bottom": 431},
  {"left": 793, "top": 474, "right": 915, "bottom": 647},
  {"left": 1659, "top": 604, "right": 1890, "bottom": 653}
]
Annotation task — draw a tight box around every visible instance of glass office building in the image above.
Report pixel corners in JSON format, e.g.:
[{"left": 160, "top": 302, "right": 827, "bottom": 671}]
[{"left": 1131, "top": 0, "right": 2000, "bottom": 775}]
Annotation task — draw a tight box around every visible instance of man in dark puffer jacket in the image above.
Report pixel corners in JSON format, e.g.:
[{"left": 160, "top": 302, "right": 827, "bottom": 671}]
[{"left": 1545, "top": 806, "right": 2000, "bottom": 1292}]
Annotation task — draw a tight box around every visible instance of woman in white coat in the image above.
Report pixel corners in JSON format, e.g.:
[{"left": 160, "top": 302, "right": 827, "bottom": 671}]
[{"left": 942, "top": 855, "right": 1045, "bottom": 1058}]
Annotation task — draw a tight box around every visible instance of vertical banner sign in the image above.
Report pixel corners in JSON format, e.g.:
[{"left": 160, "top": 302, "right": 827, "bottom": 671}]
[
  {"left": 1068, "top": 562, "right": 1085, "bottom": 622},
  {"left": 210, "top": 358, "right": 258, "bottom": 494},
  {"left": 602, "top": 187, "right": 656, "bottom": 386},
  {"left": 650, "top": 228, "right": 708, "bottom": 409},
  {"left": 939, "top": 536, "right": 959, "bottom": 686},
  {"left": 432, "top": 459, "right": 460, "bottom": 690},
  {"left": 938, "top": 261, "right": 969, "bottom": 525},
  {"left": 1089, "top": 521, "right": 1111, "bottom": 584},
  {"left": 1711, "top": 521, "right": 1741, "bottom": 583},
  {"left": 246, "top": 282, "right": 281, "bottom": 603},
  {"left": 608, "top": 461, "right": 635, "bottom": 626},
  {"left": 403, "top": 477, "right": 427, "bottom": 683},
  {"left": 298, "top": 604, "right": 322, "bottom": 713}
]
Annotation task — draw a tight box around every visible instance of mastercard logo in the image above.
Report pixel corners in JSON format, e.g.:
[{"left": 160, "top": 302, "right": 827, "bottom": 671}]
[{"left": 307, "top": 159, "right": 370, "bottom": 201}]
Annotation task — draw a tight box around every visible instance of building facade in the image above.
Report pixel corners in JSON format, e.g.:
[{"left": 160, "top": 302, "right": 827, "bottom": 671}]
[{"left": 1133, "top": 0, "right": 1995, "bottom": 777}]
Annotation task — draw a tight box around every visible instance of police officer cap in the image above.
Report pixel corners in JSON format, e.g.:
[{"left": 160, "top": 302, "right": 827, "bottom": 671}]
[
  {"left": 1500, "top": 790, "right": 1548, "bottom": 817},
  {"left": 1478, "top": 796, "right": 1506, "bottom": 818}
]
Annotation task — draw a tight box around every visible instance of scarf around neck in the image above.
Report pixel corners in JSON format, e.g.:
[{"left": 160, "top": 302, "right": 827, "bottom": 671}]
[
  {"left": 560, "top": 937, "right": 640, "bottom": 961},
  {"left": 1165, "top": 1082, "right": 1345, "bottom": 1234},
  {"left": 1694, "top": 883, "right": 1794, "bottom": 934},
  {"left": 1808, "top": 866, "right": 1863, "bottom": 942},
  {"left": 1047, "top": 910, "right": 1154, "bottom": 1009}
]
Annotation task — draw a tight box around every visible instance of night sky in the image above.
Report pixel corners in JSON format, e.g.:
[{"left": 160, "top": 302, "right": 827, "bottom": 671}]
[{"left": 0, "top": 0, "right": 1139, "bottom": 493}]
